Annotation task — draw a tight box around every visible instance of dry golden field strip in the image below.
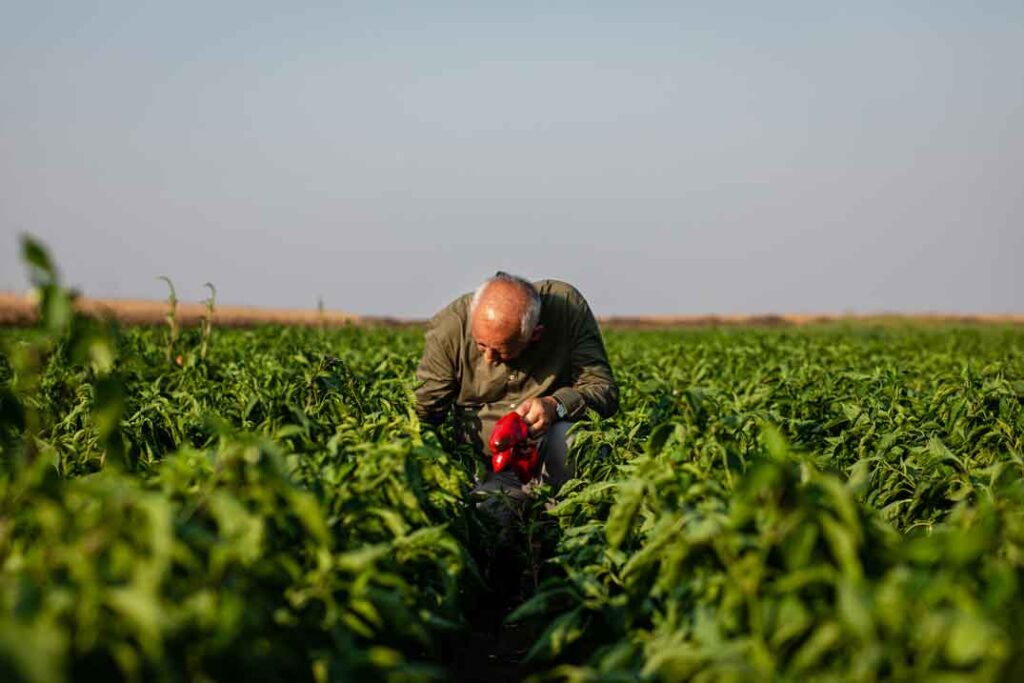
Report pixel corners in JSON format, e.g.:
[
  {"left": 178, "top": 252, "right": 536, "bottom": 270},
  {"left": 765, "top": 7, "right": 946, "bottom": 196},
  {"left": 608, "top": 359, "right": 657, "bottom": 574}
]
[
  {"left": 0, "top": 292, "right": 1021, "bottom": 328},
  {"left": 0, "top": 292, "right": 361, "bottom": 327}
]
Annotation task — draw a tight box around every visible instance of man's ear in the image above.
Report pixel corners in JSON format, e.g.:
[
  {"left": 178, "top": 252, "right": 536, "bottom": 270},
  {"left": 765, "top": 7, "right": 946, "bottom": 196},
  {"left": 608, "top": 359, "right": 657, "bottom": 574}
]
[{"left": 529, "top": 324, "right": 544, "bottom": 343}]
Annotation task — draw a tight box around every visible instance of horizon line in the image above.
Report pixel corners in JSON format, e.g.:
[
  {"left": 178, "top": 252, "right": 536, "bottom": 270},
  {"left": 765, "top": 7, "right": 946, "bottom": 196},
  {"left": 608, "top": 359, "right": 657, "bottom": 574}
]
[{"left": 1, "top": 292, "right": 1022, "bottom": 328}]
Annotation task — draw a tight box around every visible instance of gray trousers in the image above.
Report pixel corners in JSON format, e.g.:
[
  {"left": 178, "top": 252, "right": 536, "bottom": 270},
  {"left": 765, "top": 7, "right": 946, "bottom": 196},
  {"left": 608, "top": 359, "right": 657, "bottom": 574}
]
[{"left": 471, "top": 420, "right": 575, "bottom": 531}]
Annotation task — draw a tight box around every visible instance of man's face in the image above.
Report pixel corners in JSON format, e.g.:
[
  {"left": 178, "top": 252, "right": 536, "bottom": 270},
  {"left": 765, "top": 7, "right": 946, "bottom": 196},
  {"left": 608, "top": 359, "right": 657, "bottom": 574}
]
[
  {"left": 472, "top": 319, "right": 531, "bottom": 365},
  {"left": 469, "top": 282, "right": 543, "bottom": 365}
]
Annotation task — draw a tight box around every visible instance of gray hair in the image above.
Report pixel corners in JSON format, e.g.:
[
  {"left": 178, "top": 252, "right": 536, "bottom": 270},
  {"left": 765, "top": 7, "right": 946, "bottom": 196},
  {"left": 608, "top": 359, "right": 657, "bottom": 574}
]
[{"left": 470, "top": 271, "right": 542, "bottom": 340}]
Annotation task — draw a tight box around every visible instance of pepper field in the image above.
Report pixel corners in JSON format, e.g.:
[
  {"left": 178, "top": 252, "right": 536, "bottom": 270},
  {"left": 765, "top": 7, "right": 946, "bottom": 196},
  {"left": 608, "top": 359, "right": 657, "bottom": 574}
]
[{"left": 2, "top": 244, "right": 1024, "bottom": 682}]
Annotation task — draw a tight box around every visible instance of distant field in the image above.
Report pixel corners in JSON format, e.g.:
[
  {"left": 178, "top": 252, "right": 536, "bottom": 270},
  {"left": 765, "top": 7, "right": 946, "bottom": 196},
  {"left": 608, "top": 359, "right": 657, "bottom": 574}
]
[
  {"left": 1, "top": 292, "right": 1021, "bottom": 328},
  {"left": 0, "top": 292, "right": 362, "bottom": 327}
]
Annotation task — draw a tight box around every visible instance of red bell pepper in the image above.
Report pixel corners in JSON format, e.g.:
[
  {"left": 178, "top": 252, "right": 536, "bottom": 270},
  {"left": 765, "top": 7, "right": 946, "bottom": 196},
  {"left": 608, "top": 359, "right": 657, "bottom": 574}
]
[{"left": 489, "top": 412, "right": 540, "bottom": 484}]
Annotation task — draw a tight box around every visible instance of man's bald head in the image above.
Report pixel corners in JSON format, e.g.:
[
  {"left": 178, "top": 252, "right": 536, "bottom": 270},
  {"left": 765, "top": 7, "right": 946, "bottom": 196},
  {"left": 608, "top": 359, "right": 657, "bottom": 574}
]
[{"left": 469, "top": 272, "right": 543, "bottom": 364}]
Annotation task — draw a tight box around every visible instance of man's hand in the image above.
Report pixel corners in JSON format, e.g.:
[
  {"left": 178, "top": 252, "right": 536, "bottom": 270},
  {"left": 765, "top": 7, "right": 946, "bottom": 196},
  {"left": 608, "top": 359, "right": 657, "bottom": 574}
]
[{"left": 515, "top": 396, "right": 559, "bottom": 437}]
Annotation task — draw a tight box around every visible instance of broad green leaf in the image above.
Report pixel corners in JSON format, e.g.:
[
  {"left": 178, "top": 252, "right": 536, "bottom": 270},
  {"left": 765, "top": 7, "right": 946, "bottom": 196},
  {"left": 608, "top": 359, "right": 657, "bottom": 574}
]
[{"left": 605, "top": 480, "right": 645, "bottom": 549}]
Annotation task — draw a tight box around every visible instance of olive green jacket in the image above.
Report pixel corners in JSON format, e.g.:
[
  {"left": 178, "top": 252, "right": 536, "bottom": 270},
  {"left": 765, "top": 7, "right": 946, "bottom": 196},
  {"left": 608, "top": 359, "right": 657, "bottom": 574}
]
[{"left": 414, "top": 280, "right": 618, "bottom": 457}]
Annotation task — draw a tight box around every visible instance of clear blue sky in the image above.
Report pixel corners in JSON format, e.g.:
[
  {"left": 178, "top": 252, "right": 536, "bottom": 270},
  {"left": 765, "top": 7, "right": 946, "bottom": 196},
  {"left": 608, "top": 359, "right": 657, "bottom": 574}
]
[{"left": 1, "top": 1, "right": 1021, "bottom": 317}]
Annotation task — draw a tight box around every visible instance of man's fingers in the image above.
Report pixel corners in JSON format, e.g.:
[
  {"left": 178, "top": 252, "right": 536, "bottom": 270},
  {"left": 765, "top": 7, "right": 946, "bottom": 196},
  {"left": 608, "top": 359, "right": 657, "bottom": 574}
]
[
  {"left": 529, "top": 405, "right": 546, "bottom": 426},
  {"left": 514, "top": 398, "right": 550, "bottom": 436},
  {"left": 527, "top": 408, "right": 548, "bottom": 436}
]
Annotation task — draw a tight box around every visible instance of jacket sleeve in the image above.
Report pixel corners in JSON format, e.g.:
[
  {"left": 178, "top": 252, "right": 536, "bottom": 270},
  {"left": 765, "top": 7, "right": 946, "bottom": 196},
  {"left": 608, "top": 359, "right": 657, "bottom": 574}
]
[
  {"left": 414, "top": 309, "right": 460, "bottom": 426},
  {"left": 551, "top": 289, "right": 619, "bottom": 420}
]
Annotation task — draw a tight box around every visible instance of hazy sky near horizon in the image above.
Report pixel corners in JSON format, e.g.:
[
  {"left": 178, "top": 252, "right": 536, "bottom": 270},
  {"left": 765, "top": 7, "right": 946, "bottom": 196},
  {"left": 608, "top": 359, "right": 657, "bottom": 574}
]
[{"left": 1, "top": 1, "right": 1021, "bottom": 317}]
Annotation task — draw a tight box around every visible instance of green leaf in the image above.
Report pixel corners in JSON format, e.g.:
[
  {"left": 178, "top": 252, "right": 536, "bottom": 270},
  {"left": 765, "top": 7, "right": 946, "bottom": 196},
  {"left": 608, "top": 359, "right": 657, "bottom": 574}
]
[
  {"left": 821, "top": 514, "right": 863, "bottom": 580},
  {"left": 524, "top": 607, "right": 587, "bottom": 662},
  {"left": 761, "top": 423, "right": 789, "bottom": 460},
  {"left": 790, "top": 621, "right": 841, "bottom": 672},
  {"left": 770, "top": 596, "right": 811, "bottom": 648},
  {"left": 837, "top": 580, "right": 874, "bottom": 641},
  {"left": 946, "top": 617, "right": 1000, "bottom": 666},
  {"left": 274, "top": 424, "right": 307, "bottom": 439},
  {"left": 645, "top": 421, "right": 676, "bottom": 456},
  {"left": 21, "top": 235, "right": 57, "bottom": 286},
  {"left": 606, "top": 480, "right": 645, "bottom": 549},
  {"left": 42, "top": 289, "right": 72, "bottom": 334},
  {"left": 92, "top": 374, "right": 124, "bottom": 417},
  {"left": 505, "top": 586, "right": 574, "bottom": 624}
]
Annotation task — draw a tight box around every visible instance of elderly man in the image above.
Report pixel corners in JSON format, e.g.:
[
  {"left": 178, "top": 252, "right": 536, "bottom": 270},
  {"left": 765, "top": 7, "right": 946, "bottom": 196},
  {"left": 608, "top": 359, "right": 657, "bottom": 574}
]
[{"left": 414, "top": 272, "right": 618, "bottom": 503}]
